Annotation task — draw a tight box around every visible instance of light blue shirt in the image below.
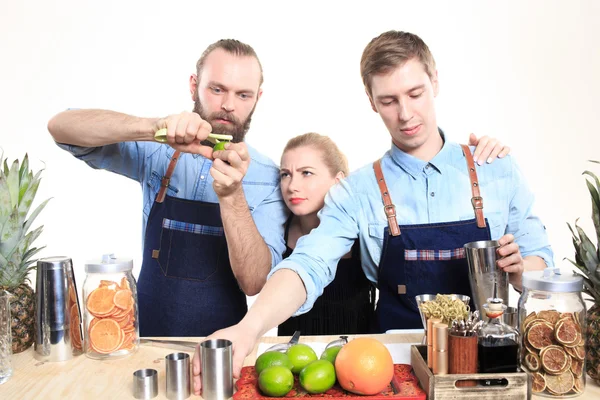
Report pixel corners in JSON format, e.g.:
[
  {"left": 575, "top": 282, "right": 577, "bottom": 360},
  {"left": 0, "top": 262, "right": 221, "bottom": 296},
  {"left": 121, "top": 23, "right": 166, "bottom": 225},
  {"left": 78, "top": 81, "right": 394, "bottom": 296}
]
[
  {"left": 57, "top": 141, "right": 288, "bottom": 268},
  {"left": 269, "top": 138, "right": 554, "bottom": 314}
]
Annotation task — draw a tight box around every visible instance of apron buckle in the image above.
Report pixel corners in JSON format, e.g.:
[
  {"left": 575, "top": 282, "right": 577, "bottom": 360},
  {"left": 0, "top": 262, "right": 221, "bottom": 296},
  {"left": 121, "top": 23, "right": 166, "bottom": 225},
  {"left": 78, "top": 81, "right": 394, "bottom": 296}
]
[
  {"left": 384, "top": 204, "right": 396, "bottom": 217},
  {"left": 397, "top": 285, "right": 407, "bottom": 294},
  {"left": 471, "top": 196, "right": 483, "bottom": 210},
  {"left": 152, "top": 249, "right": 160, "bottom": 259}
]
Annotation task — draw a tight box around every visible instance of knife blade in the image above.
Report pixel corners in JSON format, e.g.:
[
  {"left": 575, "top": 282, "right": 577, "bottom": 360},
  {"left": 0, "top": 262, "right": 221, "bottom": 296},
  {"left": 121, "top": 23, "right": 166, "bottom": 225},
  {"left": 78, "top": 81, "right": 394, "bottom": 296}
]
[
  {"left": 265, "top": 330, "right": 301, "bottom": 353},
  {"left": 139, "top": 338, "right": 197, "bottom": 351}
]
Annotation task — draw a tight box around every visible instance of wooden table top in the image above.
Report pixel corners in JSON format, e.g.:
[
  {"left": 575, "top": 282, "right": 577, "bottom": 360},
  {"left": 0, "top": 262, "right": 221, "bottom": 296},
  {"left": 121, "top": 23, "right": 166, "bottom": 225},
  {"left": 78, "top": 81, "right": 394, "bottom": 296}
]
[{"left": 1, "top": 333, "right": 598, "bottom": 399}]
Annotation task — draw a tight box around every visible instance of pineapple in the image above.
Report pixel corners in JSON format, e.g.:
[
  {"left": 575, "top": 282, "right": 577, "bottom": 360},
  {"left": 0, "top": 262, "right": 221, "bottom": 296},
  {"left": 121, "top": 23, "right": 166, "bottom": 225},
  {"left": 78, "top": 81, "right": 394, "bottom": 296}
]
[
  {"left": 566, "top": 160, "right": 600, "bottom": 384},
  {"left": 0, "top": 153, "right": 50, "bottom": 353}
]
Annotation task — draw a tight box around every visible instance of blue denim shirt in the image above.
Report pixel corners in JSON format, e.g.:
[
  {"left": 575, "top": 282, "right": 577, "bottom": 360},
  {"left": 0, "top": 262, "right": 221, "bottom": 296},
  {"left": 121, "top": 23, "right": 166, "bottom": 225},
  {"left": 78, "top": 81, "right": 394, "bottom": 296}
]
[
  {"left": 56, "top": 141, "right": 288, "bottom": 268},
  {"left": 269, "top": 139, "right": 554, "bottom": 314}
]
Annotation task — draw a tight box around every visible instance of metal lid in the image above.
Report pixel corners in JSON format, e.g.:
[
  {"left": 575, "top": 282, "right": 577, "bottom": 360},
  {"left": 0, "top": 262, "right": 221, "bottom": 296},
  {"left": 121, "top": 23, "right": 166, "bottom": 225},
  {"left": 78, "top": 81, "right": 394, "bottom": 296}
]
[
  {"left": 522, "top": 268, "right": 583, "bottom": 293},
  {"left": 85, "top": 254, "right": 133, "bottom": 273},
  {"left": 37, "top": 256, "right": 72, "bottom": 270}
]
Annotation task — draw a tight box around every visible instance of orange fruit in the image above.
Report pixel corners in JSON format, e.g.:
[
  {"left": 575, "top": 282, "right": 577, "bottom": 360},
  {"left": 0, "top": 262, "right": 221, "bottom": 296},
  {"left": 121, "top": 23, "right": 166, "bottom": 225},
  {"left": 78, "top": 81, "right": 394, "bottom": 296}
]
[
  {"left": 87, "top": 287, "right": 117, "bottom": 316},
  {"left": 335, "top": 338, "right": 393, "bottom": 395},
  {"left": 89, "top": 318, "right": 122, "bottom": 353},
  {"left": 531, "top": 372, "right": 546, "bottom": 393}
]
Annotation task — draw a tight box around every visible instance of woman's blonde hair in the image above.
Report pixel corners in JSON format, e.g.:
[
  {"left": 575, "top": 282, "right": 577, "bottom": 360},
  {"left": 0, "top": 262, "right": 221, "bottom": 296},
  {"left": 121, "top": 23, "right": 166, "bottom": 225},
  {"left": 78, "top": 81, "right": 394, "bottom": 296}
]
[{"left": 282, "top": 133, "right": 349, "bottom": 177}]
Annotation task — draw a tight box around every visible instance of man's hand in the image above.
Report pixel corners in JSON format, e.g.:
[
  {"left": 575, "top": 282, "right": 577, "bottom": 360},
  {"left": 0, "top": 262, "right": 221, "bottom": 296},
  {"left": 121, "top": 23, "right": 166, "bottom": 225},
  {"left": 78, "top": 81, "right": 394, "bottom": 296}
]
[
  {"left": 210, "top": 142, "right": 251, "bottom": 198},
  {"left": 468, "top": 133, "right": 511, "bottom": 165},
  {"left": 192, "top": 324, "right": 258, "bottom": 396},
  {"left": 497, "top": 234, "right": 524, "bottom": 286},
  {"left": 154, "top": 111, "right": 214, "bottom": 158}
]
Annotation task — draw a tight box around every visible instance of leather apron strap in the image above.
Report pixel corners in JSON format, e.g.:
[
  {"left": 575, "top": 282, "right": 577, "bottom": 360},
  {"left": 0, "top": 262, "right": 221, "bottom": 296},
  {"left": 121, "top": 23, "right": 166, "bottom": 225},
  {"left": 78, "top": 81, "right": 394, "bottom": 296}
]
[
  {"left": 373, "top": 160, "right": 400, "bottom": 236},
  {"left": 156, "top": 151, "right": 181, "bottom": 203},
  {"left": 460, "top": 144, "right": 486, "bottom": 228}
]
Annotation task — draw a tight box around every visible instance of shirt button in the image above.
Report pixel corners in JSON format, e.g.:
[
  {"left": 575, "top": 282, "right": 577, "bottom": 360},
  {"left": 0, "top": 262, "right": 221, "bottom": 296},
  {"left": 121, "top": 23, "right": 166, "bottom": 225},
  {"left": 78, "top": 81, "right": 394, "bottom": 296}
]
[
  {"left": 425, "top": 164, "right": 430, "bottom": 169},
  {"left": 430, "top": 192, "right": 435, "bottom": 197},
  {"left": 200, "top": 175, "right": 205, "bottom": 180}
]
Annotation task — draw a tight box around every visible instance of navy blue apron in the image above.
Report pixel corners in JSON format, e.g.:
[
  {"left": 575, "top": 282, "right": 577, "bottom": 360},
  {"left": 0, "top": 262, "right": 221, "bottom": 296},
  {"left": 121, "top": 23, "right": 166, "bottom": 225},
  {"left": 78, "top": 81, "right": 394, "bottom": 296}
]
[
  {"left": 137, "top": 151, "right": 247, "bottom": 336},
  {"left": 374, "top": 145, "right": 491, "bottom": 332}
]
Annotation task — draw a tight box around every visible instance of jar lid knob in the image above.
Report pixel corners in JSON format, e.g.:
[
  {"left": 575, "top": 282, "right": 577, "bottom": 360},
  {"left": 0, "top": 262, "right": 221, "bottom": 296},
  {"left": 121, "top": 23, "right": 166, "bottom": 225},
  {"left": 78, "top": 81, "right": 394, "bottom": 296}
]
[{"left": 101, "top": 253, "right": 116, "bottom": 263}]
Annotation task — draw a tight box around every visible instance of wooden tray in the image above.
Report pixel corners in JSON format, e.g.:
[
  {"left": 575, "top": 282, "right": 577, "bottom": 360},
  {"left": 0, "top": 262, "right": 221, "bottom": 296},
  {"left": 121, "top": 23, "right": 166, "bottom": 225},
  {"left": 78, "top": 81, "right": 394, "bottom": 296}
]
[
  {"left": 233, "top": 364, "right": 427, "bottom": 399},
  {"left": 410, "top": 345, "right": 531, "bottom": 399}
]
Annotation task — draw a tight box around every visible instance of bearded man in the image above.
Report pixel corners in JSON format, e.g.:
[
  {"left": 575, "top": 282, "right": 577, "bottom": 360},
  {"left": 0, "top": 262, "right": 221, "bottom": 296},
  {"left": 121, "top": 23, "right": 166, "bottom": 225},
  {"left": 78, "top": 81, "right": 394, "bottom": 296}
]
[{"left": 48, "top": 39, "right": 288, "bottom": 336}]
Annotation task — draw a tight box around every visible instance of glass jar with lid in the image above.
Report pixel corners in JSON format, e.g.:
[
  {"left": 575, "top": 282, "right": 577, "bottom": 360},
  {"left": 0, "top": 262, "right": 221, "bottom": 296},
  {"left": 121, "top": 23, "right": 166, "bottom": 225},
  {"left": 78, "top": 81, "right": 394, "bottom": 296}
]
[
  {"left": 82, "top": 254, "right": 139, "bottom": 359},
  {"left": 518, "top": 267, "right": 586, "bottom": 397}
]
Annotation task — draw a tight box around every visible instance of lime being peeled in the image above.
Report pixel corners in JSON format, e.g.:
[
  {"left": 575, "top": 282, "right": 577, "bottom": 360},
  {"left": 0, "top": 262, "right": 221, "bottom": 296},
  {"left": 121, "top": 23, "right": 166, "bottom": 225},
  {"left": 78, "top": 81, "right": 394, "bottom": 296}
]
[
  {"left": 212, "top": 140, "right": 228, "bottom": 151},
  {"left": 152, "top": 128, "right": 233, "bottom": 149}
]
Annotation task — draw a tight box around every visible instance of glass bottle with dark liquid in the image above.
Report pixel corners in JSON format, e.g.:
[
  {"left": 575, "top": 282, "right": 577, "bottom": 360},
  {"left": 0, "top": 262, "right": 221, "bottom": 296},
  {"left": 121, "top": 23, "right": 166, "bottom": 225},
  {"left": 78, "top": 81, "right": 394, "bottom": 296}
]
[{"left": 477, "top": 298, "right": 519, "bottom": 385}]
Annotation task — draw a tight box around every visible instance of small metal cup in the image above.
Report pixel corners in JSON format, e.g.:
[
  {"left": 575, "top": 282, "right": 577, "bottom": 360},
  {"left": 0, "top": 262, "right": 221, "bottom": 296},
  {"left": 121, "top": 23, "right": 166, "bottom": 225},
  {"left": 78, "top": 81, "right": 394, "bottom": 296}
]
[
  {"left": 201, "top": 339, "right": 233, "bottom": 400},
  {"left": 133, "top": 369, "right": 158, "bottom": 399},
  {"left": 166, "top": 352, "right": 191, "bottom": 400}
]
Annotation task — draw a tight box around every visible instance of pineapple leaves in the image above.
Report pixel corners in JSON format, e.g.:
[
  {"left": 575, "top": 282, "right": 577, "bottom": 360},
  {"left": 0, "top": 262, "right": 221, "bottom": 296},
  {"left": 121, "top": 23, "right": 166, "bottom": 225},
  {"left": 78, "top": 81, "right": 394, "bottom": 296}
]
[
  {"left": 22, "top": 198, "right": 50, "bottom": 234},
  {"left": 583, "top": 170, "right": 600, "bottom": 257},
  {"left": 0, "top": 154, "right": 49, "bottom": 288},
  {"left": 6, "top": 159, "right": 19, "bottom": 211}
]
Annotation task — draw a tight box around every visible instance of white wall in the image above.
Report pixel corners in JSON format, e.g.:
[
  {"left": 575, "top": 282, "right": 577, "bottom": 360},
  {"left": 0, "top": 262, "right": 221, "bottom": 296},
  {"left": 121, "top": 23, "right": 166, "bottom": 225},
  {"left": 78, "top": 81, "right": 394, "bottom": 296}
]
[{"left": 1, "top": 1, "right": 599, "bottom": 329}]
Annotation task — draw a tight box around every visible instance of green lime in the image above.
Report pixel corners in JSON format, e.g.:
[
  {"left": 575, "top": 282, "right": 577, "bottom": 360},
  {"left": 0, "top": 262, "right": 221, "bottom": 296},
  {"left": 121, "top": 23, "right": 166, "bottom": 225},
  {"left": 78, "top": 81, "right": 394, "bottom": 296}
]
[
  {"left": 258, "top": 366, "right": 294, "bottom": 397},
  {"left": 287, "top": 343, "right": 318, "bottom": 374},
  {"left": 213, "top": 141, "right": 228, "bottom": 151},
  {"left": 255, "top": 351, "right": 293, "bottom": 375},
  {"left": 299, "top": 360, "right": 336, "bottom": 394},
  {"left": 320, "top": 346, "right": 342, "bottom": 364}
]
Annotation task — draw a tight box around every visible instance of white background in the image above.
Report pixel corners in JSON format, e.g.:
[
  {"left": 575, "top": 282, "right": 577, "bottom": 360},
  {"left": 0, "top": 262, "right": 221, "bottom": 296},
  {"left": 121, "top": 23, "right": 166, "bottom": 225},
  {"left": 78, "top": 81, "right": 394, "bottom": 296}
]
[{"left": 1, "top": 1, "right": 599, "bottom": 330}]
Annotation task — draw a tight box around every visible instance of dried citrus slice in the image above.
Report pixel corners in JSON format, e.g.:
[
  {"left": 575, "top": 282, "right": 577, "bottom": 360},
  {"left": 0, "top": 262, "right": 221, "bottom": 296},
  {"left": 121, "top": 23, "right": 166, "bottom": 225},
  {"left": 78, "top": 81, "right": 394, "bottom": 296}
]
[
  {"left": 531, "top": 372, "right": 546, "bottom": 393},
  {"left": 570, "top": 358, "right": 583, "bottom": 377},
  {"left": 555, "top": 319, "right": 579, "bottom": 346},
  {"left": 573, "top": 345, "right": 585, "bottom": 361},
  {"left": 524, "top": 352, "right": 541, "bottom": 372},
  {"left": 540, "top": 345, "right": 568, "bottom": 375},
  {"left": 538, "top": 310, "right": 561, "bottom": 325},
  {"left": 113, "top": 289, "right": 133, "bottom": 310},
  {"left": 70, "top": 304, "right": 82, "bottom": 350},
  {"left": 117, "top": 315, "right": 130, "bottom": 329},
  {"left": 522, "top": 311, "right": 537, "bottom": 331},
  {"left": 89, "top": 318, "right": 122, "bottom": 353},
  {"left": 524, "top": 338, "right": 538, "bottom": 354},
  {"left": 120, "top": 277, "right": 131, "bottom": 290},
  {"left": 87, "top": 287, "right": 117, "bottom": 316},
  {"left": 527, "top": 322, "right": 555, "bottom": 350},
  {"left": 544, "top": 370, "right": 574, "bottom": 395},
  {"left": 573, "top": 376, "right": 584, "bottom": 393}
]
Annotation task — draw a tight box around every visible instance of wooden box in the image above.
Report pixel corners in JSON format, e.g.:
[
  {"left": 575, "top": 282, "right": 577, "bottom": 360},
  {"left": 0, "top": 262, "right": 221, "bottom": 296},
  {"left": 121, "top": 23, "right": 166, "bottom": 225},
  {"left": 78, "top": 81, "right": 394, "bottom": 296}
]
[{"left": 410, "top": 345, "right": 531, "bottom": 399}]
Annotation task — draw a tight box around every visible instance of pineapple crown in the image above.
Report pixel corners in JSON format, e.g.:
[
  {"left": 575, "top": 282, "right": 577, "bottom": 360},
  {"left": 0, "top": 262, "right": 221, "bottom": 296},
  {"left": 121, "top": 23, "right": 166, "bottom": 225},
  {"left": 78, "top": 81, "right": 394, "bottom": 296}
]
[
  {"left": 566, "top": 160, "right": 600, "bottom": 303},
  {"left": 0, "top": 152, "right": 50, "bottom": 287}
]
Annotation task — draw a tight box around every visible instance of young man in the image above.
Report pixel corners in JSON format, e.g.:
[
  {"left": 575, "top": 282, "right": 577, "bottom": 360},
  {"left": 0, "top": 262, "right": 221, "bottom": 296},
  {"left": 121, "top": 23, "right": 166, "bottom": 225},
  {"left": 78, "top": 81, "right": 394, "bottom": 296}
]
[
  {"left": 48, "top": 40, "right": 288, "bottom": 336},
  {"left": 191, "top": 31, "right": 552, "bottom": 394}
]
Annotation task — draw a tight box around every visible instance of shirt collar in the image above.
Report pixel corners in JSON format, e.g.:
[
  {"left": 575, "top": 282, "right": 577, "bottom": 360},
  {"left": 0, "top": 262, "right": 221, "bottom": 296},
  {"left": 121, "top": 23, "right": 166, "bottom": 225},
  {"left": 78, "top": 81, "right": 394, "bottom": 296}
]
[{"left": 389, "top": 128, "right": 450, "bottom": 179}]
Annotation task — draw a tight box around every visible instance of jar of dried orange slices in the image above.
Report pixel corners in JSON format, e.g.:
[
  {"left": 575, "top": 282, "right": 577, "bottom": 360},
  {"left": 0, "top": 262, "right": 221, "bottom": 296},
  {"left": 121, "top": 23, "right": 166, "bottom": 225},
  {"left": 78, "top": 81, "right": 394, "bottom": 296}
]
[
  {"left": 82, "top": 254, "right": 139, "bottom": 359},
  {"left": 518, "top": 268, "right": 586, "bottom": 397}
]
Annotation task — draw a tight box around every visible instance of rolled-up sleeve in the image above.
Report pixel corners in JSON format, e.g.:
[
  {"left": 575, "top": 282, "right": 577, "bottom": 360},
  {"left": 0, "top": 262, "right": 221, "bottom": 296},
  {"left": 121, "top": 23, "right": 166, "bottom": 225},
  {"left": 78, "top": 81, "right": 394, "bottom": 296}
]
[
  {"left": 507, "top": 157, "right": 554, "bottom": 267},
  {"left": 55, "top": 141, "right": 153, "bottom": 183},
  {"left": 267, "top": 179, "right": 360, "bottom": 315}
]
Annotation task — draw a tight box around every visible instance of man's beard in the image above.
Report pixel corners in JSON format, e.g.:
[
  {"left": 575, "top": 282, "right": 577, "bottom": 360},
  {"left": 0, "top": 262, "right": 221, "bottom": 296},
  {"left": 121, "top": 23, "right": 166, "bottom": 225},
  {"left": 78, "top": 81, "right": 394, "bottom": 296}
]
[{"left": 193, "top": 97, "right": 254, "bottom": 145}]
